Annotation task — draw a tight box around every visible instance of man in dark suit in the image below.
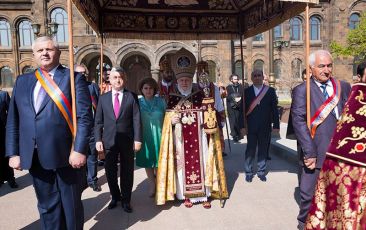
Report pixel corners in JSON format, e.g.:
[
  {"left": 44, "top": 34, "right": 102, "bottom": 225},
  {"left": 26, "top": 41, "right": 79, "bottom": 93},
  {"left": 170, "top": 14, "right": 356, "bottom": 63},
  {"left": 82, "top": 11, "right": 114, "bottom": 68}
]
[
  {"left": 75, "top": 64, "right": 101, "bottom": 192},
  {"left": 0, "top": 89, "right": 17, "bottom": 189},
  {"left": 95, "top": 67, "right": 142, "bottom": 213},
  {"left": 291, "top": 50, "right": 351, "bottom": 230},
  {"left": 226, "top": 74, "right": 244, "bottom": 143},
  {"left": 6, "top": 36, "right": 92, "bottom": 230},
  {"left": 242, "top": 69, "right": 279, "bottom": 183}
]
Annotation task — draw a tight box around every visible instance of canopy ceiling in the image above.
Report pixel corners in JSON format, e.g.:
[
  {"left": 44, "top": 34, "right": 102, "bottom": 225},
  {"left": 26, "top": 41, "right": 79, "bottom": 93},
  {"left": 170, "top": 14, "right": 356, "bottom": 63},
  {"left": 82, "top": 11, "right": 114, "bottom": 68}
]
[{"left": 72, "top": 0, "right": 318, "bottom": 40}]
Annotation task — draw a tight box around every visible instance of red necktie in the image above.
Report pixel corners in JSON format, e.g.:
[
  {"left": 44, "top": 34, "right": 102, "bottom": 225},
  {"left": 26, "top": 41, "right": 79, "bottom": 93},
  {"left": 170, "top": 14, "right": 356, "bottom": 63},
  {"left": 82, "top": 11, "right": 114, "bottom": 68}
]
[{"left": 114, "top": 92, "right": 120, "bottom": 118}]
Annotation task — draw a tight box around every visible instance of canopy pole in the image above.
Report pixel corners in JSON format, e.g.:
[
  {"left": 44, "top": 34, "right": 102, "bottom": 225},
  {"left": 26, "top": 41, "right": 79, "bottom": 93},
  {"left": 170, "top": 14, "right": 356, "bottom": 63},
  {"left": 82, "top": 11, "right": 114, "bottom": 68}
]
[
  {"left": 305, "top": 4, "right": 311, "bottom": 129},
  {"left": 239, "top": 34, "right": 245, "bottom": 87},
  {"left": 100, "top": 34, "right": 104, "bottom": 94},
  {"left": 67, "top": 0, "right": 77, "bottom": 136}
]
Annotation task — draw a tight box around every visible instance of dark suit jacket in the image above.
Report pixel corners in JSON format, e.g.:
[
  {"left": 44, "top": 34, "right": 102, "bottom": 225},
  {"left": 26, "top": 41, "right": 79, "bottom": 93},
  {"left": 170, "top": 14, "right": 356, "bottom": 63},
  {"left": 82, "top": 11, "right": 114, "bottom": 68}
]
[
  {"left": 94, "top": 89, "right": 142, "bottom": 150},
  {"left": 0, "top": 90, "right": 10, "bottom": 154},
  {"left": 291, "top": 77, "right": 351, "bottom": 168},
  {"left": 88, "top": 81, "right": 100, "bottom": 118},
  {"left": 244, "top": 85, "right": 280, "bottom": 134},
  {"left": 5, "top": 66, "right": 93, "bottom": 170}
]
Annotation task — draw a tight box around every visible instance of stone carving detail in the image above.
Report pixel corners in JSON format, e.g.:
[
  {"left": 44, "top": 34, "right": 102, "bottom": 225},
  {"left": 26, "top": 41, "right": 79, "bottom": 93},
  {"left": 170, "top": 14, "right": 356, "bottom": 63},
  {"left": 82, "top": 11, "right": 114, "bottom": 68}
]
[
  {"left": 79, "top": 0, "right": 98, "bottom": 23},
  {"left": 108, "top": 0, "right": 138, "bottom": 6},
  {"left": 200, "top": 16, "right": 233, "bottom": 30},
  {"left": 208, "top": 0, "right": 234, "bottom": 10},
  {"left": 115, "top": 15, "right": 138, "bottom": 28}
]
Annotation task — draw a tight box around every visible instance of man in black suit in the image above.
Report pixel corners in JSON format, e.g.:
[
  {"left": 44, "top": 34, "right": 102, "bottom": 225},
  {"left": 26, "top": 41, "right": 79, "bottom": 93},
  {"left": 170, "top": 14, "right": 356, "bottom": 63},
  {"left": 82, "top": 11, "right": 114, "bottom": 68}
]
[
  {"left": 226, "top": 74, "right": 244, "bottom": 143},
  {"left": 242, "top": 69, "right": 279, "bottom": 183},
  {"left": 95, "top": 67, "right": 142, "bottom": 213},
  {"left": 0, "top": 89, "right": 17, "bottom": 189},
  {"left": 75, "top": 64, "right": 101, "bottom": 192},
  {"left": 291, "top": 50, "right": 351, "bottom": 230}
]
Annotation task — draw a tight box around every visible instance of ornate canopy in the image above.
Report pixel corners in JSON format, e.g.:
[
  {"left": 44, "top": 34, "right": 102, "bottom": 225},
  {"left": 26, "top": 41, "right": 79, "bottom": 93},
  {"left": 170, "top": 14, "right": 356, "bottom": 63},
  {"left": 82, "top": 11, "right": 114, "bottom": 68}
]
[{"left": 71, "top": 0, "right": 318, "bottom": 40}]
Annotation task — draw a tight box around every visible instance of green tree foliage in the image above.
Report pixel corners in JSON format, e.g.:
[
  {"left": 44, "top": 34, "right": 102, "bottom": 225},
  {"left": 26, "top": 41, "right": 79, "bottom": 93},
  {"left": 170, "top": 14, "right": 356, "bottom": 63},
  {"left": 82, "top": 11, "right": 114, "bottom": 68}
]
[{"left": 330, "top": 13, "right": 366, "bottom": 61}]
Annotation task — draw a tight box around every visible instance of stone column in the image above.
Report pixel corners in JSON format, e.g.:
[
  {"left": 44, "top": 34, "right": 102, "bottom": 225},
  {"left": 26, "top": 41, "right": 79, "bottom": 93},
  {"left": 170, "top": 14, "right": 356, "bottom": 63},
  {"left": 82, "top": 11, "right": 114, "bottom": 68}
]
[{"left": 151, "top": 68, "right": 160, "bottom": 82}]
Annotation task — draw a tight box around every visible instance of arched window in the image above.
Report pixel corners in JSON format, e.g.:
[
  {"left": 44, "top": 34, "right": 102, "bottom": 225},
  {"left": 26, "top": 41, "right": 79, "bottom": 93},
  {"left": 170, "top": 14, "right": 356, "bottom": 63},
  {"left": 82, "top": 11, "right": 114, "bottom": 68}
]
[
  {"left": 0, "top": 66, "right": 14, "bottom": 88},
  {"left": 0, "top": 19, "right": 11, "bottom": 47},
  {"left": 274, "top": 24, "right": 282, "bottom": 40},
  {"left": 274, "top": 59, "right": 282, "bottom": 79},
  {"left": 235, "top": 60, "right": 243, "bottom": 79},
  {"left": 310, "top": 16, "right": 321, "bottom": 40},
  {"left": 51, "top": 8, "right": 68, "bottom": 43},
  {"left": 253, "top": 60, "right": 264, "bottom": 72},
  {"left": 349, "top": 13, "right": 360, "bottom": 30},
  {"left": 253, "top": 33, "right": 264, "bottom": 42},
  {"left": 18, "top": 20, "right": 34, "bottom": 47},
  {"left": 22, "top": 65, "right": 35, "bottom": 74},
  {"left": 291, "top": 59, "right": 303, "bottom": 79},
  {"left": 207, "top": 60, "right": 216, "bottom": 83},
  {"left": 290, "top": 17, "right": 302, "bottom": 41}
]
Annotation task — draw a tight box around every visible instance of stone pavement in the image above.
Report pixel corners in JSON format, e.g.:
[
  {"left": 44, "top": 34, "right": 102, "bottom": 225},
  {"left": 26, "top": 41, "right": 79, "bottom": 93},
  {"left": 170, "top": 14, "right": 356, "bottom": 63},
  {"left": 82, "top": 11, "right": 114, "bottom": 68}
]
[{"left": 0, "top": 123, "right": 301, "bottom": 230}]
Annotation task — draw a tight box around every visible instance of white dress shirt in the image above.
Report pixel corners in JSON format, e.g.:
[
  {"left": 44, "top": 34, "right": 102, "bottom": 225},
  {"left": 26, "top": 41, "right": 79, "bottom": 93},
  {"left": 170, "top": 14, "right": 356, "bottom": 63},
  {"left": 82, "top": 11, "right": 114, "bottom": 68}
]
[{"left": 253, "top": 84, "right": 264, "bottom": 96}]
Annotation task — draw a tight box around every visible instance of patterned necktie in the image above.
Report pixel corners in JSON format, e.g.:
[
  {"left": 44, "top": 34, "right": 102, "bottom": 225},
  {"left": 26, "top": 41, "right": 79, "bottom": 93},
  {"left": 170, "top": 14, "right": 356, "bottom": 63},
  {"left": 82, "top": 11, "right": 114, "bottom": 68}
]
[
  {"left": 35, "top": 85, "right": 46, "bottom": 112},
  {"left": 320, "top": 83, "right": 337, "bottom": 117},
  {"left": 114, "top": 92, "right": 120, "bottom": 118},
  {"left": 320, "top": 83, "right": 329, "bottom": 99}
]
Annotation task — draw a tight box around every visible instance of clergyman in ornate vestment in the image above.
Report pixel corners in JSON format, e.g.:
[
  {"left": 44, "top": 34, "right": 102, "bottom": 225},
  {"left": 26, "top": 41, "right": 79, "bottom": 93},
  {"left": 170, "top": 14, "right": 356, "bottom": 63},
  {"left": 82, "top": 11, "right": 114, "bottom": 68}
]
[
  {"left": 156, "top": 58, "right": 228, "bottom": 209},
  {"left": 305, "top": 62, "right": 366, "bottom": 229}
]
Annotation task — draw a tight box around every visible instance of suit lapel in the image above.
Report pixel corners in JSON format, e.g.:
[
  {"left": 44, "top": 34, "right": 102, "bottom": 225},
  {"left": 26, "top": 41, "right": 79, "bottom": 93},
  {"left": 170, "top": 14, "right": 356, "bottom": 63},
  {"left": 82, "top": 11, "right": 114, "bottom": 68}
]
[
  {"left": 30, "top": 75, "right": 38, "bottom": 114},
  {"left": 105, "top": 92, "right": 115, "bottom": 120},
  {"left": 117, "top": 90, "right": 128, "bottom": 119}
]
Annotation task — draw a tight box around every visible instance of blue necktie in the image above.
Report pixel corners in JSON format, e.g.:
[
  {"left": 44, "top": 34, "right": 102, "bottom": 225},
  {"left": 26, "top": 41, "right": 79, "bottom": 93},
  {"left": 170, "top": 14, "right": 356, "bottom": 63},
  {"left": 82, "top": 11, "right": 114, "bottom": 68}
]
[{"left": 320, "top": 84, "right": 329, "bottom": 99}]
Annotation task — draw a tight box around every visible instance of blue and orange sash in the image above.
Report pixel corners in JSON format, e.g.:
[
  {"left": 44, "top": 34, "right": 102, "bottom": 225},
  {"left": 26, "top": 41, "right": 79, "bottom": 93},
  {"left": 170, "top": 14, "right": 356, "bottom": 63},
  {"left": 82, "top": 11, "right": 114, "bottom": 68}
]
[
  {"left": 246, "top": 85, "right": 269, "bottom": 116},
  {"left": 310, "top": 78, "right": 341, "bottom": 138},
  {"left": 35, "top": 68, "right": 74, "bottom": 136}
]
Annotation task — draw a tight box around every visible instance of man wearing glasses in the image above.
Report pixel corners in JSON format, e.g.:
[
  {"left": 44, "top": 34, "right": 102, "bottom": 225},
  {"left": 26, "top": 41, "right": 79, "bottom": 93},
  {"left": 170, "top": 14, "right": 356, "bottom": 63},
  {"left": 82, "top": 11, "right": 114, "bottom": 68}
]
[
  {"left": 75, "top": 64, "right": 101, "bottom": 192},
  {"left": 290, "top": 50, "right": 351, "bottom": 230}
]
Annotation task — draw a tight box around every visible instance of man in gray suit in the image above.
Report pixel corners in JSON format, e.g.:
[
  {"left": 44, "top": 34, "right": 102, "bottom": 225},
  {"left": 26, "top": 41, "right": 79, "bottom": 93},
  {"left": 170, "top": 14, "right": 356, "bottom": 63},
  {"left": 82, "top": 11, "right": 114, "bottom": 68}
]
[{"left": 291, "top": 50, "right": 351, "bottom": 230}]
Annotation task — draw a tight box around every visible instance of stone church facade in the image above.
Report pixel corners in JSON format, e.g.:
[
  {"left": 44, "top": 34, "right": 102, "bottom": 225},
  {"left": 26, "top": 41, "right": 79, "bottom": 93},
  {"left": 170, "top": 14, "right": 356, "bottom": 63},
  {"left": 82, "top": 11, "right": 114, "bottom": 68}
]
[{"left": 0, "top": 0, "right": 364, "bottom": 99}]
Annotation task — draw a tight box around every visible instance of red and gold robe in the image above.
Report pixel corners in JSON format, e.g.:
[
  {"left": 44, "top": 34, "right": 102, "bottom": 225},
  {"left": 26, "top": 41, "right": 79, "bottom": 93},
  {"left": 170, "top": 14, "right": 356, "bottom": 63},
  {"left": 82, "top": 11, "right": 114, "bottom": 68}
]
[
  {"left": 306, "top": 83, "right": 366, "bottom": 230},
  {"left": 156, "top": 88, "right": 228, "bottom": 205}
]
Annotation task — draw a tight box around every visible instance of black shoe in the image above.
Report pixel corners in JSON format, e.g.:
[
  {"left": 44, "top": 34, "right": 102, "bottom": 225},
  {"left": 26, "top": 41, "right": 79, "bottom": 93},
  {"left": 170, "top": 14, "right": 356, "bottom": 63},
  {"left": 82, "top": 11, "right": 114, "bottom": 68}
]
[
  {"left": 89, "top": 183, "right": 101, "bottom": 192},
  {"left": 98, "top": 160, "right": 105, "bottom": 166},
  {"left": 258, "top": 175, "right": 267, "bottom": 182},
  {"left": 222, "top": 152, "right": 228, "bottom": 157},
  {"left": 266, "top": 156, "right": 272, "bottom": 160},
  {"left": 8, "top": 180, "right": 18, "bottom": 189},
  {"left": 108, "top": 199, "right": 119, "bottom": 209},
  {"left": 122, "top": 203, "right": 133, "bottom": 213},
  {"left": 233, "top": 137, "right": 239, "bottom": 143},
  {"left": 245, "top": 175, "right": 253, "bottom": 183}
]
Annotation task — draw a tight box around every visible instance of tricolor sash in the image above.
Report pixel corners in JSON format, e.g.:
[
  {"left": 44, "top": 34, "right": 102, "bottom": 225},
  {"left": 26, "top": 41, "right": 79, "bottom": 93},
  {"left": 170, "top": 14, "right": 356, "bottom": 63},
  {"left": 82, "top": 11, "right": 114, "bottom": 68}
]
[
  {"left": 310, "top": 78, "right": 341, "bottom": 138},
  {"left": 35, "top": 68, "right": 74, "bottom": 135},
  {"left": 246, "top": 85, "right": 269, "bottom": 116},
  {"left": 91, "top": 95, "right": 97, "bottom": 111}
]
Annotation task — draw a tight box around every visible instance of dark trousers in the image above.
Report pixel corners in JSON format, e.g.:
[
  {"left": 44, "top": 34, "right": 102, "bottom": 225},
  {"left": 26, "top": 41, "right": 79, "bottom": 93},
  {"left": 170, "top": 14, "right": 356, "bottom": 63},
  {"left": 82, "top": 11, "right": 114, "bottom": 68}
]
[
  {"left": 86, "top": 140, "right": 98, "bottom": 185},
  {"left": 297, "top": 167, "right": 320, "bottom": 225},
  {"left": 227, "top": 108, "right": 241, "bottom": 138},
  {"left": 104, "top": 139, "right": 134, "bottom": 203},
  {"left": 0, "top": 155, "right": 15, "bottom": 182},
  {"left": 29, "top": 152, "right": 85, "bottom": 230},
  {"left": 244, "top": 131, "right": 270, "bottom": 176}
]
